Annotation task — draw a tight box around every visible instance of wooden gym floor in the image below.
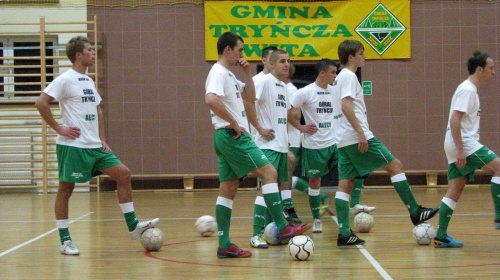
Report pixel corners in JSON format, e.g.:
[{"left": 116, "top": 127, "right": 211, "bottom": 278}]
[{"left": 0, "top": 186, "right": 498, "bottom": 279}]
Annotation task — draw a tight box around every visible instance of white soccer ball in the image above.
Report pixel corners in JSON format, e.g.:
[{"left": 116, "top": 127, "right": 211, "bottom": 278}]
[
  {"left": 288, "top": 235, "right": 314, "bottom": 261},
  {"left": 263, "top": 222, "right": 280, "bottom": 245},
  {"left": 412, "top": 223, "right": 436, "bottom": 245},
  {"left": 140, "top": 228, "right": 164, "bottom": 251},
  {"left": 195, "top": 215, "right": 217, "bottom": 237},
  {"left": 354, "top": 212, "right": 374, "bottom": 233}
]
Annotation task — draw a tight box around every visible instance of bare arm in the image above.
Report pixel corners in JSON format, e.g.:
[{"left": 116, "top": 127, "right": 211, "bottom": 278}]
[
  {"left": 450, "top": 110, "right": 466, "bottom": 168},
  {"left": 238, "top": 59, "right": 255, "bottom": 103},
  {"left": 205, "top": 93, "right": 244, "bottom": 139},
  {"left": 35, "top": 92, "right": 80, "bottom": 139},
  {"left": 288, "top": 107, "right": 318, "bottom": 134},
  {"left": 342, "top": 97, "right": 367, "bottom": 152},
  {"left": 97, "top": 105, "right": 111, "bottom": 152}
]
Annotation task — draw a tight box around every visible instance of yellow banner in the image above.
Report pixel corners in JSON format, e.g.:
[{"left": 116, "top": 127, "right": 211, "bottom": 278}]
[{"left": 205, "top": 0, "right": 410, "bottom": 61}]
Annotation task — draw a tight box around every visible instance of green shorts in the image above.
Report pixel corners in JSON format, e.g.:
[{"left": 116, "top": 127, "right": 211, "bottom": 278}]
[
  {"left": 301, "top": 145, "right": 338, "bottom": 178},
  {"left": 289, "top": 147, "right": 300, "bottom": 170},
  {"left": 56, "top": 144, "right": 121, "bottom": 183},
  {"left": 261, "top": 150, "right": 288, "bottom": 183},
  {"left": 214, "top": 129, "right": 270, "bottom": 182},
  {"left": 447, "top": 146, "right": 498, "bottom": 181},
  {"left": 338, "top": 137, "right": 395, "bottom": 180}
]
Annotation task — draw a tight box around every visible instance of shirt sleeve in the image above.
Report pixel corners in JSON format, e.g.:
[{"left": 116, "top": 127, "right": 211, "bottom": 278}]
[
  {"left": 43, "top": 75, "right": 66, "bottom": 100},
  {"left": 289, "top": 87, "right": 303, "bottom": 108},
  {"left": 205, "top": 71, "right": 226, "bottom": 97},
  {"left": 453, "top": 89, "right": 475, "bottom": 114},
  {"left": 340, "top": 74, "right": 359, "bottom": 100}
]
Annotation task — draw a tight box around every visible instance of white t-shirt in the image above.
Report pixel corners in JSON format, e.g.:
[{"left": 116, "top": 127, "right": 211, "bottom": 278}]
[
  {"left": 333, "top": 68, "right": 374, "bottom": 148},
  {"left": 289, "top": 82, "right": 335, "bottom": 149},
  {"left": 249, "top": 71, "right": 269, "bottom": 140},
  {"left": 444, "top": 79, "right": 483, "bottom": 163},
  {"left": 254, "top": 74, "right": 289, "bottom": 153},
  {"left": 205, "top": 63, "right": 249, "bottom": 133},
  {"left": 43, "top": 69, "right": 102, "bottom": 148},
  {"left": 286, "top": 82, "right": 301, "bottom": 148}
]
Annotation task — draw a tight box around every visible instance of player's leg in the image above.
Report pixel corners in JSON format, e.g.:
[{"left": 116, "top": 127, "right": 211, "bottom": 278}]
[
  {"left": 250, "top": 191, "right": 269, "bottom": 248},
  {"left": 282, "top": 151, "right": 302, "bottom": 225},
  {"left": 349, "top": 178, "right": 376, "bottom": 217},
  {"left": 382, "top": 158, "right": 439, "bottom": 225},
  {"left": 434, "top": 173, "right": 466, "bottom": 248},
  {"left": 100, "top": 162, "right": 159, "bottom": 239},
  {"left": 55, "top": 181, "right": 80, "bottom": 255},
  {"left": 481, "top": 157, "right": 500, "bottom": 228},
  {"left": 336, "top": 178, "right": 365, "bottom": 245},
  {"left": 308, "top": 177, "right": 322, "bottom": 232}
]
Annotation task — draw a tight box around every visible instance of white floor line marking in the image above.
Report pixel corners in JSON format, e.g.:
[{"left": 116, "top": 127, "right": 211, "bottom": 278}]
[
  {"left": 0, "top": 212, "right": 93, "bottom": 258},
  {"left": 330, "top": 214, "right": 393, "bottom": 280}
]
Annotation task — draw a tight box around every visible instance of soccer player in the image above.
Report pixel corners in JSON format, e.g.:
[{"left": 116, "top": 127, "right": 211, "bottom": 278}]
[
  {"left": 284, "top": 63, "right": 330, "bottom": 217},
  {"left": 35, "top": 36, "right": 159, "bottom": 255},
  {"left": 289, "top": 59, "right": 338, "bottom": 233},
  {"left": 205, "top": 32, "right": 310, "bottom": 258},
  {"left": 249, "top": 49, "right": 296, "bottom": 247},
  {"left": 434, "top": 51, "right": 498, "bottom": 248},
  {"left": 332, "top": 40, "right": 439, "bottom": 246}
]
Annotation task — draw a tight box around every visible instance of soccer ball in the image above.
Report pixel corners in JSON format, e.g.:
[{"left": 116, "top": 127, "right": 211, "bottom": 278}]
[
  {"left": 354, "top": 212, "right": 374, "bottom": 233},
  {"left": 288, "top": 235, "right": 314, "bottom": 261},
  {"left": 412, "top": 223, "right": 436, "bottom": 245},
  {"left": 195, "top": 215, "right": 217, "bottom": 237},
  {"left": 140, "top": 228, "right": 164, "bottom": 251},
  {"left": 263, "top": 222, "right": 280, "bottom": 245}
]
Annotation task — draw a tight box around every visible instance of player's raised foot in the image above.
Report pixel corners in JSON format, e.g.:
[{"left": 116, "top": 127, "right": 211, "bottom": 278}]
[
  {"left": 337, "top": 230, "right": 365, "bottom": 246},
  {"left": 129, "top": 218, "right": 160, "bottom": 239},
  {"left": 217, "top": 243, "right": 252, "bottom": 258},
  {"left": 349, "top": 202, "right": 376, "bottom": 217},
  {"left": 319, "top": 194, "right": 330, "bottom": 216},
  {"left": 495, "top": 220, "right": 500, "bottom": 229},
  {"left": 60, "top": 240, "right": 80, "bottom": 255},
  {"left": 250, "top": 233, "right": 269, "bottom": 248},
  {"left": 312, "top": 219, "right": 322, "bottom": 233},
  {"left": 410, "top": 206, "right": 439, "bottom": 225},
  {"left": 284, "top": 208, "right": 302, "bottom": 225},
  {"left": 278, "top": 223, "right": 311, "bottom": 244},
  {"left": 433, "top": 235, "right": 464, "bottom": 248}
]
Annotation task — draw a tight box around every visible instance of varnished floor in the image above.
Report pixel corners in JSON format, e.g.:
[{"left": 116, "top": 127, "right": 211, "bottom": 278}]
[{"left": 0, "top": 186, "right": 499, "bottom": 279}]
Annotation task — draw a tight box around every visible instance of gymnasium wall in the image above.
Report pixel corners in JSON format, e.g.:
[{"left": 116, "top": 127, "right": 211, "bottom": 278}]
[{"left": 88, "top": 1, "right": 500, "bottom": 176}]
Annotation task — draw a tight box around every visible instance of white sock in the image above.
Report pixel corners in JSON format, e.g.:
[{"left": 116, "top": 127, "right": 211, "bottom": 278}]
[{"left": 120, "top": 202, "right": 134, "bottom": 213}]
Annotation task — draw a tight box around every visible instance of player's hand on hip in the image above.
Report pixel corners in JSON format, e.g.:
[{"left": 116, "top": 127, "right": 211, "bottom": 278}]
[
  {"left": 358, "top": 133, "right": 368, "bottom": 153},
  {"left": 259, "top": 128, "right": 275, "bottom": 141},
  {"left": 302, "top": 124, "right": 318, "bottom": 135},
  {"left": 101, "top": 141, "right": 111, "bottom": 153},
  {"left": 59, "top": 126, "right": 81, "bottom": 139}
]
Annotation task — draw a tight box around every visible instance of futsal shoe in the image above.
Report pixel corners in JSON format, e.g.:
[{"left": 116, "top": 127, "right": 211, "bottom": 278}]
[
  {"left": 495, "top": 220, "right": 500, "bottom": 229},
  {"left": 283, "top": 208, "right": 302, "bottom": 225},
  {"left": 217, "top": 243, "right": 252, "bottom": 258},
  {"left": 129, "top": 218, "right": 160, "bottom": 239},
  {"left": 60, "top": 240, "right": 80, "bottom": 255},
  {"left": 278, "top": 223, "right": 311, "bottom": 244},
  {"left": 410, "top": 206, "right": 439, "bottom": 225},
  {"left": 312, "top": 219, "right": 322, "bottom": 233},
  {"left": 319, "top": 194, "right": 330, "bottom": 216},
  {"left": 433, "top": 236, "right": 464, "bottom": 248},
  {"left": 250, "top": 233, "right": 269, "bottom": 248},
  {"left": 337, "top": 230, "right": 365, "bottom": 246},
  {"left": 349, "top": 202, "right": 376, "bottom": 217}
]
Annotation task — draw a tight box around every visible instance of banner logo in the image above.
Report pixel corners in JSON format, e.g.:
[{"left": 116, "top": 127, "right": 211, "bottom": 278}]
[{"left": 355, "top": 4, "right": 406, "bottom": 55}]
